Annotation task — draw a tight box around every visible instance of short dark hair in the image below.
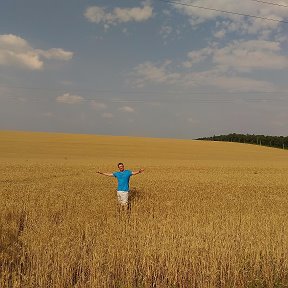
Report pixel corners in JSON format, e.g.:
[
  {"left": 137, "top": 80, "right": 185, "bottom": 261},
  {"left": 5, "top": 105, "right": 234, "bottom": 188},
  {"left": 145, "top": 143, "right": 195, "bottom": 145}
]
[{"left": 118, "top": 162, "right": 124, "bottom": 167}]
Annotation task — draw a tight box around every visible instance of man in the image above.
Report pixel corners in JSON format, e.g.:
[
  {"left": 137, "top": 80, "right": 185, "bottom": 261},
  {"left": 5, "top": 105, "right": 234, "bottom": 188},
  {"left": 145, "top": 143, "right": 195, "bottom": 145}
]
[{"left": 97, "top": 163, "right": 144, "bottom": 207}]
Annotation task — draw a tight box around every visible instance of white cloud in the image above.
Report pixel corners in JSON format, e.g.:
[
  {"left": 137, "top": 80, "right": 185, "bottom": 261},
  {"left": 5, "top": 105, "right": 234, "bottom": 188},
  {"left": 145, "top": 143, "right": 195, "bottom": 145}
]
[
  {"left": 56, "top": 93, "right": 84, "bottom": 104},
  {"left": 206, "top": 75, "right": 275, "bottom": 92},
  {"left": 90, "top": 100, "right": 107, "bottom": 110},
  {"left": 183, "top": 47, "right": 215, "bottom": 68},
  {"left": 37, "top": 48, "right": 73, "bottom": 60},
  {"left": 133, "top": 60, "right": 181, "bottom": 87},
  {"left": 85, "top": 7, "right": 107, "bottom": 23},
  {"left": 131, "top": 39, "right": 285, "bottom": 92},
  {"left": 119, "top": 106, "right": 135, "bottom": 113},
  {"left": 0, "top": 34, "right": 73, "bottom": 70},
  {"left": 172, "top": 0, "right": 286, "bottom": 36},
  {"left": 213, "top": 40, "right": 288, "bottom": 72},
  {"left": 102, "top": 112, "right": 114, "bottom": 118},
  {"left": 84, "top": 2, "right": 153, "bottom": 27},
  {"left": 0, "top": 49, "right": 42, "bottom": 70},
  {"left": 0, "top": 34, "right": 29, "bottom": 51},
  {"left": 179, "top": 69, "right": 276, "bottom": 92},
  {"left": 213, "top": 29, "right": 226, "bottom": 39},
  {"left": 182, "top": 40, "right": 288, "bottom": 73}
]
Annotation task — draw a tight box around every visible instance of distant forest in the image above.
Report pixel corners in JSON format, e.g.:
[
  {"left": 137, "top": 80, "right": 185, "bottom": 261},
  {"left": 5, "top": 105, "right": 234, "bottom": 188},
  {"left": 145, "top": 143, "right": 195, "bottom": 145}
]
[{"left": 197, "top": 133, "right": 288, "bottom": 150}]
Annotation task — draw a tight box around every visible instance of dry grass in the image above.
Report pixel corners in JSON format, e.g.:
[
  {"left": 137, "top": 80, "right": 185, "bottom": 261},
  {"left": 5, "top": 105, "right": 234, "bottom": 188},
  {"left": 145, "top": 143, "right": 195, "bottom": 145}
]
[{"left": 1, "top": 130, "right": 288, "bottom": 288}]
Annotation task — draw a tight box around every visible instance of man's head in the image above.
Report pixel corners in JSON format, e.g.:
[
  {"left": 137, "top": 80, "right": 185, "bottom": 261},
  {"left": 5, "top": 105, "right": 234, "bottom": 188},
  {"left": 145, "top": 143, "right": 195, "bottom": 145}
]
[{"left": 118, "top": 162, "right": 124, "bottom": 172}]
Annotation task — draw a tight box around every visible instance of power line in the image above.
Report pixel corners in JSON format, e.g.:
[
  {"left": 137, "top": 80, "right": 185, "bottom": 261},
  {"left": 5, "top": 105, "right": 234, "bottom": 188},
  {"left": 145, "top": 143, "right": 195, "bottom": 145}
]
[
  {"left": 157, "top": 0, "right": 288, "bottom": 24},
  {"left": 1, "top": 85, "right": 288, "bottom": 103},
  {"left": 1, "top": 83, "right": 243, "bottom": 94},
  {"left": 248, "top": 0, "right": 288, "bottom": 8},
  {"left": 0, "top": 83, "right": 285, "bottom": 95},
  {"left": 2, "top": 94, "right": 287, "bottom": 104}
]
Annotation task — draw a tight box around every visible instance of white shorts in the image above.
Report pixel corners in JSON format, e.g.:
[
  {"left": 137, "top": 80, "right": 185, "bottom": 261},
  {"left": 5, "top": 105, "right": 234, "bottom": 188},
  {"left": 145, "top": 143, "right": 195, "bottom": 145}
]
[{"left": 117, "top": 191, "right": 129, "bottom": 205}]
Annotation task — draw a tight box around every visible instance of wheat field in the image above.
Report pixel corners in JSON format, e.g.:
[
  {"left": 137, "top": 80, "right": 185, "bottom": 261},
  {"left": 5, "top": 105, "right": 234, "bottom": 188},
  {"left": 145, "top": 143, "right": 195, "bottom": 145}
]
[{"left": 1, "top": 130, "right": 288, "bottom": 288}]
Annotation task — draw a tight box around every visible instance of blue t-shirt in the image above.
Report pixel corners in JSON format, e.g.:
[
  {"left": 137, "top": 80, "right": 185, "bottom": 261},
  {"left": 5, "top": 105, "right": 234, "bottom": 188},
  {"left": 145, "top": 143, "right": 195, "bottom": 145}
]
[{"left": 113, "top": 170, "right": 132, "bottom": 192}]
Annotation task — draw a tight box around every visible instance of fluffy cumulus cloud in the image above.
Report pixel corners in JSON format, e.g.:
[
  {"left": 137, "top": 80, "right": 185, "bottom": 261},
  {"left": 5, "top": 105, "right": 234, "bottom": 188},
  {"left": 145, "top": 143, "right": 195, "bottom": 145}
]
[
  {"left": 128, "top": 1, "right": 288, "bottom": 92},
  {"left": 172, "top": 0, "right": 287, "bottom": 37},
  {"left": 202, "top": 75, "right": 275, "bottom": 92},
  {"left": 56, "top": 93, "right": 84, "bottom": 104},
  {"left": 85, "top": 2, "right": 153, "bottom": 28},
  {"left": 182, "top": 46, "right": 215, "bottom": 68},
  {"left": 131, "top": 38, "right": 288, "bottom": 92},
  {"left": 213, "top": 40, "right": 288, "bottom": 72},
  {"left": 37, "top": 48, "right": 73, "bottom": 60},
  {"left": 180, "top": 69, "right": 275, "bottom": 92},
  {"left": 133, "top": 60, "right": 181, "bottom": 87},
  {"left": 0, "top": 34, "right": 73, "bottom": 70},
  {"left": 183, "top": 40, "right": 288, "bottom": 72}
]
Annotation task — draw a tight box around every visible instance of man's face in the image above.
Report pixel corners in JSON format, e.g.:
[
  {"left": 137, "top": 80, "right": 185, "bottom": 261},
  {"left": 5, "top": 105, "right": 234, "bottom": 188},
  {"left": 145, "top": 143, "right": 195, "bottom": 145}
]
[{"left": 118, "top": 164, "right": 124, "bottom": 172}]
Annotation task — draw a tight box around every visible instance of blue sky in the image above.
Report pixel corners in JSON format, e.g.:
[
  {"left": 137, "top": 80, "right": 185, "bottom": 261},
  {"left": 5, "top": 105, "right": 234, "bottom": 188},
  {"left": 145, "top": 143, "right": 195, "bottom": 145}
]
[{"left": 1, "top": 0, "right": 288, "bottom": 138}]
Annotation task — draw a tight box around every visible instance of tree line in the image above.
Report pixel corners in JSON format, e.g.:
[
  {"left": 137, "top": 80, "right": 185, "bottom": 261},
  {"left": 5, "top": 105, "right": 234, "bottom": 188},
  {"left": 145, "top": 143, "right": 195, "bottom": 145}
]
[{"left": 197, "top": 133, "right": 288, "bottom": 150}]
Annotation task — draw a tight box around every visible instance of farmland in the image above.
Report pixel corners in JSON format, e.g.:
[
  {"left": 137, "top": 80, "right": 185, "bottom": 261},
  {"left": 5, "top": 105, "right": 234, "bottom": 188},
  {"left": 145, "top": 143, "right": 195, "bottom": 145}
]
[{"left": 1, "top": 130, "right": 288, "bottom": 287}]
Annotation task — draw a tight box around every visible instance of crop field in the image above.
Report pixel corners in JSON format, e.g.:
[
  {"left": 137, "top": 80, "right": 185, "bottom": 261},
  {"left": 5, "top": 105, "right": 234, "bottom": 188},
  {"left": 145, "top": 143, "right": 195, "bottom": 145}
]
[{"left": 1, "top": 130, "right": 288, "bottom": 288}]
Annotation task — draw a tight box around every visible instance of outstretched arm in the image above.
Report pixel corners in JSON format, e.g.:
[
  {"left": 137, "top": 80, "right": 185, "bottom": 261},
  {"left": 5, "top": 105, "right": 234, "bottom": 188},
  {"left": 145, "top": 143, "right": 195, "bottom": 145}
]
[
  {"left": 97, "top": 171, "right": 114, "bottom": 177},
  {"left": 132, "top": 169, "right": 144, "bottom": 175}
]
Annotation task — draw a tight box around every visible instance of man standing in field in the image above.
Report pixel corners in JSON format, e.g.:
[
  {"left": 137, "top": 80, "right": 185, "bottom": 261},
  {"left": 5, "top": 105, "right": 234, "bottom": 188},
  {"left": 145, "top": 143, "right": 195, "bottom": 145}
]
[{"left": 97, "top": 163, "right": 144, "bottom": 208}]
